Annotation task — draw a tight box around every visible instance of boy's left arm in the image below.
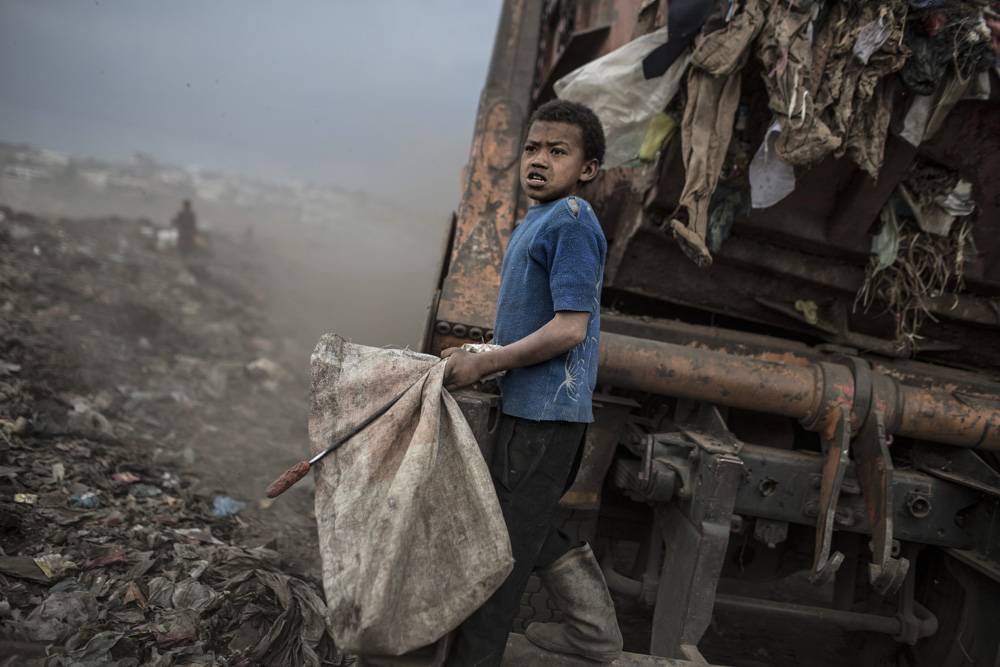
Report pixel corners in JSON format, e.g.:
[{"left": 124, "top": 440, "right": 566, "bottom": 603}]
[{"left": 441, "top": 310, "right": 589, "bottom": 391}]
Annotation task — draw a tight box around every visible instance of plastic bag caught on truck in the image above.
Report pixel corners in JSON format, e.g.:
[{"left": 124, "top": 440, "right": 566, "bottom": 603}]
[
  {"left": 309, "top": 335, "right": 513, "bottom": 656},
  {"left": 555, "top": 27, "right": 689, "bottom": 168}
]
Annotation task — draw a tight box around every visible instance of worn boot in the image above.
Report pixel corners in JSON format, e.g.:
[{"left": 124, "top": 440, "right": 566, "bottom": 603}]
[{"left": 524, "top": 544, "right": 623, "bottom": 662}]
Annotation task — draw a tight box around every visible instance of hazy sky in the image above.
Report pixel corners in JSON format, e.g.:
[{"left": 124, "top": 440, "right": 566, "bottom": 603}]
[{"left": 0, "top": 1, "right": 503, "bottom": 217}]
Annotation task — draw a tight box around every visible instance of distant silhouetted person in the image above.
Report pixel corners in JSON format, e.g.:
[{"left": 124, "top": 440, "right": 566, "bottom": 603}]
[{"left": 172, "top": 200, "right": 197, "bottom": 256}]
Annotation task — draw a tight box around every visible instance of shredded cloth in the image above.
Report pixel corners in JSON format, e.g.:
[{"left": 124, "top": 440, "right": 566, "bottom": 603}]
[{"left": 309, "top": 335, "right": 513, "bottom": 656}]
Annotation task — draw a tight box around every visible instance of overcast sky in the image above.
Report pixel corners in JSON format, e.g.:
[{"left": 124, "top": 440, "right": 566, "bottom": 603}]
[{"left": 0, "top": 1, "right": 503, "bottom": 218}]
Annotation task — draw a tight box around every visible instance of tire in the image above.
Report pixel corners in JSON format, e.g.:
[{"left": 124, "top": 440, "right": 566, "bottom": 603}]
[
  {"left": 512, "top": 509, "right": 599, "bottom": 632},
  {"left": 850, "top": 548, "right": 1000, "bottom": 667}
]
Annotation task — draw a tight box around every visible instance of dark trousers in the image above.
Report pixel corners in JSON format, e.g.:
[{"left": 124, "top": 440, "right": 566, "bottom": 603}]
[{"left": 446, "top": 415, "right": 587, "bottom": 667}]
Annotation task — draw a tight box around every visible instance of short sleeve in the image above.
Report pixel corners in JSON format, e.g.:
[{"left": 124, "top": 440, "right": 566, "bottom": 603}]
[{"left": 529, "top": 202, "right": 605, "bottom": 313}]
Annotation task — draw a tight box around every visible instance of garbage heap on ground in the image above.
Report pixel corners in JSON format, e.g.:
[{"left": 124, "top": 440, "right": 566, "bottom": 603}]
[{"left": 0, "top": 208, "right": 349, "bottom": 666}]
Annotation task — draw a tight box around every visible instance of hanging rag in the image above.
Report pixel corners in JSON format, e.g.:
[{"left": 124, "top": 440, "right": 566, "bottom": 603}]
[
  {"left": 809, "top": 2, "right": 910, "bottom": 179},
  {"left": 310, "top": 335, "right": 513, "bottom": 656},
  {"left": 668, "top": 0, "right": 766, "bottom": 267},
  {"left": 755, "top": 0, "right": 840, "bottom": 167},
  {"left": 669, "top": 67, "right": 743, "bottom": 267}
]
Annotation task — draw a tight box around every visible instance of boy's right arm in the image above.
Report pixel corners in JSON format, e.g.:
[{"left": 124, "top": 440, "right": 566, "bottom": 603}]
[{"left": 441, "top": 310, "right": 589, "bottom": 391}]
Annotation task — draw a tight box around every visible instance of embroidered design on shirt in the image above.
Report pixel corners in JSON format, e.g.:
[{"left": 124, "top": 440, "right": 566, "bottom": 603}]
[
  {"left": 556, "top": 349, "right": 587, "bottom": 402},
  {"left": 554, "top": 264, "right": 603, "bottom": 404}
]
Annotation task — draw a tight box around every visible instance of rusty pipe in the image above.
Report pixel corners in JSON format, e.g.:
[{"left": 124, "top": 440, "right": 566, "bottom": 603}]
[{"left": 597, "top": 332, "right": 1000, "bottom": 450}]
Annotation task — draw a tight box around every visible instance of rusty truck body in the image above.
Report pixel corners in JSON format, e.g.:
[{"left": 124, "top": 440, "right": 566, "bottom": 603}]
[{"left": 420, "top": 1, "right": 1000, "bottom": 665}]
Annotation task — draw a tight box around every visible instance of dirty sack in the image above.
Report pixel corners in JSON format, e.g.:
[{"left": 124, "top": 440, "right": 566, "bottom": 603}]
[{"left": 309, "top": 335, "right": 513, "bottom": 656}]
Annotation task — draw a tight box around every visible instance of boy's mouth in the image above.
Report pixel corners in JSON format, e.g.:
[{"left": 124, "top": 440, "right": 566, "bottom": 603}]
[{"left": 526, "top": 171, "right": 547, "bottom": 186}]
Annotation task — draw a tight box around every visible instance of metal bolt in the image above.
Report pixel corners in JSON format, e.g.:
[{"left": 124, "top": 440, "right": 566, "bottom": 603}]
[
  {"left": 435, "top": 321, "right": 452, "bottom": 335},
  {"left": 907, "top": 494, "right": 931, "bottom": 518},
  {"left": 452, "top": 324, "right": 468, "bottom": 337},
  {"left": 469, "top": 327, "right": 484, "bottom": 341},
  {"left": 804, "top": 501, "right": 819, "bottom": 518},
  {"left": 485, "top": 330, "right": 494, "bottom": 341},
  {"left": 758, "top": 478, "right": 777, "bottom": 497},
  {"left": 730, "top": 515, "right": 744, "bottom": 533}
]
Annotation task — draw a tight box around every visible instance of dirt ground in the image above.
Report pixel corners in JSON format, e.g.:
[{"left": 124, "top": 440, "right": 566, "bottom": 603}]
[{"left": 0, "top": 207, "right": 360, "bottom": 665}]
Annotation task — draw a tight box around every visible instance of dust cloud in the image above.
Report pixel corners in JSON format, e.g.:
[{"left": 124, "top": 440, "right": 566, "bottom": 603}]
[
  {"left": 10, "top": 179, "right": 448, "bottom": 357},
  {"left": 2, "top": 169, "right": 452, "bottom": 580}
]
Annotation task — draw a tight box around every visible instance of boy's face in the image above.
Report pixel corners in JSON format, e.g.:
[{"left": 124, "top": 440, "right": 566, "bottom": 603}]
[{"left": 520, "top": 120, "right": 599, "bottom": 203}]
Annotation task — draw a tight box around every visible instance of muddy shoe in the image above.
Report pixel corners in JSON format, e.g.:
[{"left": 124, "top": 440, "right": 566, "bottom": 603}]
[
  {"left": 670, "top": 218, "right": 712, "bottom": 268},
  {"left": 524, "top": 544, "right": 622, "bottom": 663}
]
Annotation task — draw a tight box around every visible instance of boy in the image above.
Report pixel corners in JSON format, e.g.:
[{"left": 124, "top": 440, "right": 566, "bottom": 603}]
[{"left": 441, "top": 100, "right": 622, "bottom": 666}]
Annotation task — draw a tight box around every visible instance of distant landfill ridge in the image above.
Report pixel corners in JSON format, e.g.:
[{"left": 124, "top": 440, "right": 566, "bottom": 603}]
[{"left": 0, "top": 140, "right": 402, "bottom": 230}]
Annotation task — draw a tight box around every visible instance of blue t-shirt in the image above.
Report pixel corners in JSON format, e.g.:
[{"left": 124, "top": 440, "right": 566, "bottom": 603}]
[{"left": 494, "top": 196, "right": 606, "bottom": 423}]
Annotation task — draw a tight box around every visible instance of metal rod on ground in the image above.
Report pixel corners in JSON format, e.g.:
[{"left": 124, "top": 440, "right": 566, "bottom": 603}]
[{"left": 265, "top": 379, "right": 419, "bottom": 498}]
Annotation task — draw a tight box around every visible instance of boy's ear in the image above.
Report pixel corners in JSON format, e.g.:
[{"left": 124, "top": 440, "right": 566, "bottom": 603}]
[{"left": 579, "top": 158, "right": 599, "bottom": 183}]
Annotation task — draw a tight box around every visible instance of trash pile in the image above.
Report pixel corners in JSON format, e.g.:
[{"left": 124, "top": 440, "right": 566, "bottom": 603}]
[
  {"left": 0, "top": 209, "right": 348, "bottom": 665},
  {"left": 557, "top": 0, "right": 998, "bottom": 349}
]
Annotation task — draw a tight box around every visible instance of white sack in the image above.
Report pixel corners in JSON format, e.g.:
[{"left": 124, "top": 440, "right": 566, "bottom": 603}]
[
  {"left": 554, "top": 27, "right": 690, "bottom": 168},
  {"left": 310, "top": 335, "right": 512, "bottom": 656}
]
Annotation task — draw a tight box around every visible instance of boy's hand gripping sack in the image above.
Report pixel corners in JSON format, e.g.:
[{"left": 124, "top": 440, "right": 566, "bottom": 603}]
[{"left": 309, "top": 335, "right": 513, "bottom": 655}]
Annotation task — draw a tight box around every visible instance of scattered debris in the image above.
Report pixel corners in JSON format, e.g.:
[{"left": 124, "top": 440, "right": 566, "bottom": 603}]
[{"left": 0, "top": 210, "right": 348, "bottom": 665}]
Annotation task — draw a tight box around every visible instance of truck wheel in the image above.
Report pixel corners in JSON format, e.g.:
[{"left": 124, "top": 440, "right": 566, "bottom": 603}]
[
  {"left": 850, "top": 549, "right": 1000, "bottom": 666},
  {"left": 512, "top": 509, "right": 599, "bottom": 632}
]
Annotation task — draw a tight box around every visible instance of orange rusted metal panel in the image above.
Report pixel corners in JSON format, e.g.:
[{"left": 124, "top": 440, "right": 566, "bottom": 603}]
[{"left": 432, "top": 0, "right": 544, "bottom": 353}]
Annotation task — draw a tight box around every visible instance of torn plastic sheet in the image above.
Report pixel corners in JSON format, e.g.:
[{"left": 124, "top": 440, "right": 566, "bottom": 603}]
[
  {"left": 749, "top": 120, "right": 796, "bottom": 209},
  {"left": 52, "top": 630, "right": 141, "bottom": 667},
  {"left": 872, "top": 199, "right": 901, "bottom": 273},
  {"left": 9, "top": 590, "right": 99, "bottom": 644},
  {"left": 214, "top": 567, "right": 337, "bottom": 667},
  {"left": 899, "top": 70, "right": 991, "bottom": 145},
  {"left": 854, "top": 15, "right": 894, "bottom": 65},
  {"left": 555, "top": 27, "right": 690, "bottom": 168},
  {"left": 211, "top": 494, "right": 246, "bottom": 517},
  {"left": 170, "top": 578, "right": 218, "bottom": 614},
  {"left": 0, "top": 555, "right": 52, "bottom": 582}
]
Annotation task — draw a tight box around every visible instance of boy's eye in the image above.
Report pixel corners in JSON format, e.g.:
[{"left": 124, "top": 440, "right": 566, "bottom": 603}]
[{"left": 524, "top": 145, "right": 536, "bottom": 153}]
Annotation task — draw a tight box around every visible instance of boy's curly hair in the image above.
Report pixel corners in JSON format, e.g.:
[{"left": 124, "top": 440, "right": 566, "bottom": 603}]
[{"left": 530, "top": 99, "right": 606, "bottom": 166}]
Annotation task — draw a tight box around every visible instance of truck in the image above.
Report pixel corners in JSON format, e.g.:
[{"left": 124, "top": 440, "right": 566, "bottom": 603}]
[{"left": 420, "top": 1, "right": 1000, "bottom": 665}]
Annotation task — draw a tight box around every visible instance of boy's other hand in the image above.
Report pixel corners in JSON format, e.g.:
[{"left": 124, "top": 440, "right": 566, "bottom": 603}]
[{"left": 441, "top": 348, "right": 485, "bottom": 391}]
